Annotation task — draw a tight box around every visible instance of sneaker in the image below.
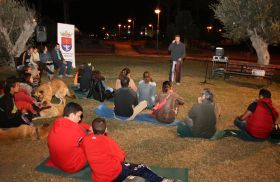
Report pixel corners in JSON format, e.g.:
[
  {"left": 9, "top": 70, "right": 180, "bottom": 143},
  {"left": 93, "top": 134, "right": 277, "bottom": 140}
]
[
  {"left": 65, "top": 74, "right": 73, "bottom": 78},
  {"left": 58, "top": 75, "right": 63, "bottom": 79},
  {"left": 21, "top": 114, "right": 33, "bottom": 126},
  {"left": 176, "top": 82, "right": 180, "bottom": 86}
]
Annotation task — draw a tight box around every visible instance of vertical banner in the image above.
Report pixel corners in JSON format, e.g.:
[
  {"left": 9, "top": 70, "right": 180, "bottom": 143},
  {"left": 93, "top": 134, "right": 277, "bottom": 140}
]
[{"left": 57, "top": 23, "right": 76, "bottom": 68}]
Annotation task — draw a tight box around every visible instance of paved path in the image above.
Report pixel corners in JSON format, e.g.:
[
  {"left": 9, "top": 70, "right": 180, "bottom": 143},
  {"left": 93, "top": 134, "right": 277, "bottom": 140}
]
[
  {"left": 76, "top": 41, "right": 280, "bottom": 65},
  {"left": 113, "top": 41, "right": 141, "bottom": 56}
]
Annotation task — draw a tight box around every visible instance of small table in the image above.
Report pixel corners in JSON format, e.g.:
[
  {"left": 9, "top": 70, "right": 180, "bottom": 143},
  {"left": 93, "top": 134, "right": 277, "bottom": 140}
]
[{"left": 211, "top": 56, "right": 228, "bottom": 78}]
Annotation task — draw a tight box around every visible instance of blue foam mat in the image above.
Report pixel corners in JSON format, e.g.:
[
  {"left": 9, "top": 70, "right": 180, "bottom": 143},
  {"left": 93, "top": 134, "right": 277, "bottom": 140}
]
[{"left": 95, "top": 103, "right": 179, "bottom": 126}]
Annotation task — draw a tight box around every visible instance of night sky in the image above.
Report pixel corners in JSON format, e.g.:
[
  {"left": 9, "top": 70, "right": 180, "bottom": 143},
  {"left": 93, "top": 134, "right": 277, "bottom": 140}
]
[{"left": 28, "top": 0, "right": 214, "bottom": 33}]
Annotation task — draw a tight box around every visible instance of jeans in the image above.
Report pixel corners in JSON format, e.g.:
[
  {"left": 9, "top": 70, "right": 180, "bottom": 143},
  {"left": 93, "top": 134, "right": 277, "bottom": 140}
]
[
  {"left": 177, "top": 121, "right": 193, "bottom": 137},
  {"left": 66, "top": 61, "right": 72, "bottom": 75},
  {"left": 58, "top": 61, "right": 66, "bottom": 76},
  {"left": 234, "top": 118, "right": 247, "bottom": 131},
  {"left": 114, "top": 162, "right": 163, "bottom": 182},
  {"left": 46, "top": 64, "right": 54, "bottom": 78},
  {"left": 58, "top": 61, "right": 72, "bottom": 76}
]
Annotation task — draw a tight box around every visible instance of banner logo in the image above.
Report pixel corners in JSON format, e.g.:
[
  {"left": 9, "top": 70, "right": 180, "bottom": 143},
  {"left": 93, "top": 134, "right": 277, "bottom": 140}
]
[{"left": 60, "top": 31, "right": 72, "bottom": 52}]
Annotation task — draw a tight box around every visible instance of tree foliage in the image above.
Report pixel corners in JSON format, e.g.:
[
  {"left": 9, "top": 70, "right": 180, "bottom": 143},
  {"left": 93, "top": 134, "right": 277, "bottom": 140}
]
[
  {"left": 0, "top": 0, "right": 37, "bottom": 67},
  {"left": 210, "top": 0, "right": 280, "bottom": 43},
  {"left": 211, "top": 0, "right": 280, "bottom": 65}
]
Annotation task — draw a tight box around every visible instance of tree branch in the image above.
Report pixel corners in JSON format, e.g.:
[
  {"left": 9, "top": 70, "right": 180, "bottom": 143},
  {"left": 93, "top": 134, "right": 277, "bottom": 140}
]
[
  {"left": 8, "top": 15, "right": 15, "bottom": 35},
  {"left": 0, "top": 19, "right": 14, "bottom": 55}
]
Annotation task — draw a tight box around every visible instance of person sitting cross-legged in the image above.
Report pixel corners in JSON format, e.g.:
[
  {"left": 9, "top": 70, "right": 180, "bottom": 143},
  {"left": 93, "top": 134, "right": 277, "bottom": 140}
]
[
  {"left": 115, "top": 67, "right": 137, "bottom": 92},
  {"left": 47, "top": 102, "right": 92, "bottom": 173},
  {"left": 234, "top": 89, "right": 279, "bottom": 139},
  {"left": 114, "top": 76, "right": 147, "bottom": 120},
  {"left": 152, "top": 81, "right": 184, "bottom": 124},
  {"left": 177, "top": 88, "right": 217, "bottom": 138},
  {"left": 81, "top": 117, "right": 174, "bottom": 182},
  {"left": 137, "top": 71, "right": 157, "bottom": 109}
]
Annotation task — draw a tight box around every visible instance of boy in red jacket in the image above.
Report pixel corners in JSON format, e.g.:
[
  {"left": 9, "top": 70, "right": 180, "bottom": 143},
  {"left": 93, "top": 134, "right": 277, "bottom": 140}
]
[
  {"left": 234, "top": 89, "right": 279, "bottom": 139},
  {"left": 82, "top": 117, "right": 174, "bottom": 182},
  {"left": 47, "top": 102, "right": 91, "bottom": 173}
]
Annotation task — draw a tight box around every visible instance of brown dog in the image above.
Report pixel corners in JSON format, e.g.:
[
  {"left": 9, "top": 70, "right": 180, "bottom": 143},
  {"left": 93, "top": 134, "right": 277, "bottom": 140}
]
[
  {"left": 0, "top": 124, "right": 50, "bottom": 140},
  {"left": 33, "top": 103, "right": 65, "bottom": 120},
  {"left": 34, "top": 79, "right": 75, "bottom": 105}
]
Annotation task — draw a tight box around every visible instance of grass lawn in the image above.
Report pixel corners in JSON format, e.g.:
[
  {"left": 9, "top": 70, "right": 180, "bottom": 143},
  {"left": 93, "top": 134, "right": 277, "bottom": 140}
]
[{"left": 0, "top": 55, "right": 280, "bottom": 181}]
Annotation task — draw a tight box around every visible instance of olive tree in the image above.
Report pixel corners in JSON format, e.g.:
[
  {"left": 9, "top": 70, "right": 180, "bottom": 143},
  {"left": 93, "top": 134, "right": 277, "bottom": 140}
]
[
  {"left": 211, "top": 0, "right": 280, "bottom": 65},
  {"left": 0, "top": 0, "right": 37, "bottom": 68}
]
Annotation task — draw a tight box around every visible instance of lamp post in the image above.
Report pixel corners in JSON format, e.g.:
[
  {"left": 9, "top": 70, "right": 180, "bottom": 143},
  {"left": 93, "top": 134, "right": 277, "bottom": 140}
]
[
  {"left": 206, "top": 25, "right": 213, "bottom": 32},
  {"left": 128, "top": 18, "right": 135, "bottom": 40},
  {"left": 128, "top": 25, "right": 131, "bottom": 35},
  {"left": 118, "top": 24, "right": 121, "bottom": 38},
  {"left": 154, "top": 8, "right": 161, "bottom": 49},
  {"left": 148, "top": 24, "right": 153, "bottom": 36}
]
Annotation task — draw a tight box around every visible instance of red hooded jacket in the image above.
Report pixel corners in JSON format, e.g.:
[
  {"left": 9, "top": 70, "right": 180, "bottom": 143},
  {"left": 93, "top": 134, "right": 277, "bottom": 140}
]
[
  {"left": 82, "top": 133, "right": 126, "bottom": 182},
  {"left": 246, "top": 98, "right": 279, "bottom": 139},
  {"left": 47, "top": 117, "right": 90, "bottom": 173}
]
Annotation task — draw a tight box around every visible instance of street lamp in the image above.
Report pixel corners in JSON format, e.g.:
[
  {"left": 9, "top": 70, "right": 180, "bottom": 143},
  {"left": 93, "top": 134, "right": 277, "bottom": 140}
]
[
  {"left": 206, "top": 25, "right": 213, "bottom": 32},
  {"left": 154, "top": 8, "right": 161, "bottom": 49},
  {"left": 127, "top": 25, "right": 131, "bottom": 35},
  {"left": 128, "top": 18, "right": 135, "bottom": 40},
  {"left": 118, "top": 24, "right": 121, "bottom": 37},
  {"left": 148, "top": 24, "right": 154, "bottom": 35}
]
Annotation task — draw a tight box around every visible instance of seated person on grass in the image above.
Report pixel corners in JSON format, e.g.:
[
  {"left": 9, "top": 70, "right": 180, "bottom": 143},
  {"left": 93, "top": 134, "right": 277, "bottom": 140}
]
[
  {"left": 115, "top": 67, "right": 137, "bottom": 92},
  {"left": 19, "top": 73, "right": 34, "bottom": 96},
  {"left": 75, "top": 63, "right": 93, "bottom": 92},
  {"left": 22, "top": 65, "right": 40, "bottom": 88},
  {"left": 137, "top": 71, "right": 157, "bottom": 109},
  {"left": 81, "top": 117, "right": 174, "bottom": 182},
  {"left": 152, "top": 81, "right": 184, "bottom": 123},
  {"left": 87, "top": 70, "right": 114, "bottom": 102},
  {"left": 0, "top": 77, "right": 33, "bottom": 128},
  {"left": 14, "top": 82, "right": 41, "bottom": 118},
  {"left": 234, "top": 89, "right": 279, "bottom": 139},
  {"left": 177, "top": 88, "right": 216, "bottom": 138},
  {"left": 114, "top": 76, "right": 147, "bottom": 120},
  {"left": 47, "top": 102, "right": 92, "bottom": 173},
  {"left": 39, "top": 45, "right": 55, "bottom": 80}
]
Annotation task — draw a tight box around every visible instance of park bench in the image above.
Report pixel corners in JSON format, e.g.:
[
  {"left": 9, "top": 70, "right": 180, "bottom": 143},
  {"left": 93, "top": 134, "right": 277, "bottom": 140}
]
[{"left": 224, "top": 61, "right": 280, "bottom": 85}]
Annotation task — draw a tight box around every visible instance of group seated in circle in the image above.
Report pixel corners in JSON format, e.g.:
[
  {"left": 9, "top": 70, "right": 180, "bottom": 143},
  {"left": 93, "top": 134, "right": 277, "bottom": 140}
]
[
  {"left": 1, "top": 64, "right": 279, "bottom": 181},
  {"left": 75, "top": 66, "right": 279, "bottom": 140}
]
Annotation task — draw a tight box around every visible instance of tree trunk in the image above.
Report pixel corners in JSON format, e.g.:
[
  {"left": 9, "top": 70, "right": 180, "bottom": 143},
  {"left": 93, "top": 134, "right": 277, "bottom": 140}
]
[
  {"left": 0, "top": 21, "right": 36, "bottom": 70},
  {"left": 249, "top": 34, "right": 270, "bottom": 65}
]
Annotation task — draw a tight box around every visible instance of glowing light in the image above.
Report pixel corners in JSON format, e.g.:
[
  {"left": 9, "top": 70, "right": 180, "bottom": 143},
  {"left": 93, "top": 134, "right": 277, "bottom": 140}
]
[{"left": 154, "top": 9, "right": 161, "bottom": 14}]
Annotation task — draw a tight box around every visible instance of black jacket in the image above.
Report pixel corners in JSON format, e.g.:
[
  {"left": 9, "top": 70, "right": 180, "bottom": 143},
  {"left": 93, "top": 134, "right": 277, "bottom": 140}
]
[{"left": 0, "top": 93, "right": 21, "bottom": 122}]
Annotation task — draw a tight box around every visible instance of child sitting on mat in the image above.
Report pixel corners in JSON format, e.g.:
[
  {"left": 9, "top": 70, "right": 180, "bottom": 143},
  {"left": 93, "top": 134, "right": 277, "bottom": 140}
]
[
  {"left": 81, "top": 117, "right": 174, "bottom": 182},
  {"left": 47, "top": 102, "right": 92, "bottom": 173}
]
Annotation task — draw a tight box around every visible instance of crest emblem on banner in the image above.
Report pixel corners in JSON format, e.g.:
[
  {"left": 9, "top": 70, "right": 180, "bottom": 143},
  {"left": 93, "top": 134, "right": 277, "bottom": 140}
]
[{"left": 60, "top": 31, "right": 72, "bottom": 52}]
